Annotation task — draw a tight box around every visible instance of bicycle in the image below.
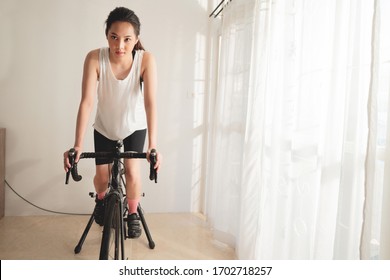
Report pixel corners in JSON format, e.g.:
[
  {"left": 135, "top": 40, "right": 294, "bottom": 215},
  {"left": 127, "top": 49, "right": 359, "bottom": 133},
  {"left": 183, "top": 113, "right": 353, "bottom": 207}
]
[{"left": 65, "top": 141, "right": 157, "bottom": 260}]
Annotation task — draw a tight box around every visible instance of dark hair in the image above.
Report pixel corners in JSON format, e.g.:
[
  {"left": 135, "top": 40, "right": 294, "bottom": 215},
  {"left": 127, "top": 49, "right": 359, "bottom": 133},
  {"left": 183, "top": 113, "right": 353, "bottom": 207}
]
[{"left": 105, "top": 7, "right": 145, "bottom": 51}]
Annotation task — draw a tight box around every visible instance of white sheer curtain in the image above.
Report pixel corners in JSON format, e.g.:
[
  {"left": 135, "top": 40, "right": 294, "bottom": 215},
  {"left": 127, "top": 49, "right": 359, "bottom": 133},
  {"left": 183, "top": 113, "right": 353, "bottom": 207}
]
[
  {"left": 205, "top": 0, "right": 390, "bottom": 259},
  {"left": 360, "top": 0, "right": 390, "bottom": 260}
]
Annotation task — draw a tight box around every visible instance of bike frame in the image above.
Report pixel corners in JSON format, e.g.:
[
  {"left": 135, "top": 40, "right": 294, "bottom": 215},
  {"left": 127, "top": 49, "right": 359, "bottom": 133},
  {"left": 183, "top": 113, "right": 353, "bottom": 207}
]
[{"left": 65, "top": 142, "right": 157, "bottom": 259}]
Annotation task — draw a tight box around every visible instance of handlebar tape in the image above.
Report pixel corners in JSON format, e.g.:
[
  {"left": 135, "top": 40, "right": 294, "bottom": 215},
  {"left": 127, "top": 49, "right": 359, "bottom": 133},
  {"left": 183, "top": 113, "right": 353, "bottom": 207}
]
[
  {"left": 80, "top": 152, "right": 146, "bottom": 159},
  {"left": 65, "top": 149, "right": 157, "bottom": 184},
  {"left": 65, "top": 150, "right": 153, "bottom": 184},
  {"left": 71, "top": 162, "right": 82, "bottom": 182}
]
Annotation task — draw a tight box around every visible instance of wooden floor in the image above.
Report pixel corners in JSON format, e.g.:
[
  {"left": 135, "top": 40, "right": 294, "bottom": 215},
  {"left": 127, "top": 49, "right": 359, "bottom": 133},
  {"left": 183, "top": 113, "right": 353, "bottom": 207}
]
[{"left": 0, "top": 213, "right": 236, "bottom": 260}]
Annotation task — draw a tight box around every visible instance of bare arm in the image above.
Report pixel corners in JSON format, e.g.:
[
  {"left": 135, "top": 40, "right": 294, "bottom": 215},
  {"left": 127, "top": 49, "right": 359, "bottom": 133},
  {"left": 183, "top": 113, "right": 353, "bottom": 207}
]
[
  {"left": 64, "top": 50, "right": 99, "bottom": 171},
  {"left": 142, "top": 52, "right": 161, "bottom": 170}
]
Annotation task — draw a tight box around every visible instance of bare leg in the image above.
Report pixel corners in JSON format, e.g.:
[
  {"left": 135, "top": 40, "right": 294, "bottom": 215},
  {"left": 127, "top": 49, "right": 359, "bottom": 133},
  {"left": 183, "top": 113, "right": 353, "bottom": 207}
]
[
  {"left": 92, "top": 164, "right": 110, "bottom": 226},
  {"left": 94, "top": 164, "right": 110, "bottom": 196},
  {"left": 124, "top": 158, "right": 142, "bottom": 213},
  {"left": 124, "top": 158, "right": 142, "bottom": 238}
]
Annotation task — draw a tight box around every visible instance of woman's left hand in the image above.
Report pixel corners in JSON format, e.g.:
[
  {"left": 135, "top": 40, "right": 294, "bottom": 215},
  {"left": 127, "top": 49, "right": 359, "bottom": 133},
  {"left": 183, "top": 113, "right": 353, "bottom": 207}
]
[{"left": 147, "top": 148, "right": 162, "bottom": 172}]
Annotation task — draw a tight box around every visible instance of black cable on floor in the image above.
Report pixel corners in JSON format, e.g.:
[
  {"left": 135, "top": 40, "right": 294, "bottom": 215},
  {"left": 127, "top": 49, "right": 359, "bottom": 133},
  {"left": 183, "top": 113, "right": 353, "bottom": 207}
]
[{"left": 4, "top": 179, "right": 89, "bottom": 216}]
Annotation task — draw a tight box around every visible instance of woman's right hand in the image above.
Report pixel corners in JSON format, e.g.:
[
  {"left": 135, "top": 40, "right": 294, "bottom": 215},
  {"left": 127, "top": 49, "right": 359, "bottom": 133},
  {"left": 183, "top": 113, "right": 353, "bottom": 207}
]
[{"left": 63, "top": 147, "right": 82, "bottom": 172}]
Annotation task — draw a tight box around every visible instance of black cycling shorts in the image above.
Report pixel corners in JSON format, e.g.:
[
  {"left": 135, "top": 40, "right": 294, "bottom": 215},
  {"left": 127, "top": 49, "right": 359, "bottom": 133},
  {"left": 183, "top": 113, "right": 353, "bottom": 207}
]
[{"left": 94, "top": 129, "right": 147, "bottom": 165}]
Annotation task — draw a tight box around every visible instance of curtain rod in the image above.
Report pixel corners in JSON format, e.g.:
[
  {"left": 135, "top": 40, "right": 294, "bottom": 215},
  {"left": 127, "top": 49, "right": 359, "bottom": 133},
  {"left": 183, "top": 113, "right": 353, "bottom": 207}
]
[{"left": 209, "top": 0, "right": 233, "bottom": 18}]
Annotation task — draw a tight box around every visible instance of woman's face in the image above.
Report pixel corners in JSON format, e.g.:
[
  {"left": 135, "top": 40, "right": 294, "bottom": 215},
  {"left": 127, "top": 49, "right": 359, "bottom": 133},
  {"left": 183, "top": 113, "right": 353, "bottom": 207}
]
[{"left": 106, "top": 21, "right": 138, "bottom": 59}]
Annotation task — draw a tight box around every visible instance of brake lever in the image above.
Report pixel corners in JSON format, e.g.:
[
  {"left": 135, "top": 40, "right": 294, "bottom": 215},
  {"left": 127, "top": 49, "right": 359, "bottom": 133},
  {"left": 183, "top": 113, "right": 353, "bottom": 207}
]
[
  {"left": 65, "top": 148, "right": 75, "bottom": 185},
  {"left": 65, "top": 148, "right": 82, "bottom": 184},
  {"left": 149, "top": 149, "right": 157, "bottom": 183},
  {"left": 65, "top": 170, "right": 71, "bottom": 185}
]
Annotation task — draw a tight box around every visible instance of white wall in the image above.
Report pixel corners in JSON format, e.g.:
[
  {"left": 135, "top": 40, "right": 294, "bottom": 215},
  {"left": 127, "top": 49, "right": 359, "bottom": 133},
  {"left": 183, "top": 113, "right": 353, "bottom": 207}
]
[{"left": 0, "top": 0, "right": 211, "bottom": 215}]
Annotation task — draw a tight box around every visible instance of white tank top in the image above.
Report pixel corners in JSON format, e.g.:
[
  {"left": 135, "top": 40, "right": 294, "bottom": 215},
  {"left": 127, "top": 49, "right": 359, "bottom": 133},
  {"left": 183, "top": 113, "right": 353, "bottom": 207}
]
[{"left": 93, "top": 48, "right": 147, "bottom": 140}]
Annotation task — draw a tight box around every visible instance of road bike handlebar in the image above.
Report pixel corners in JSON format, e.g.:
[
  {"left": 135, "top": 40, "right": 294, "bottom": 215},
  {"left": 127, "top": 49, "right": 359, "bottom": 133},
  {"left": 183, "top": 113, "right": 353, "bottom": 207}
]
[{"left": 65, "top": 149, "right": 158, "bottom": 184}]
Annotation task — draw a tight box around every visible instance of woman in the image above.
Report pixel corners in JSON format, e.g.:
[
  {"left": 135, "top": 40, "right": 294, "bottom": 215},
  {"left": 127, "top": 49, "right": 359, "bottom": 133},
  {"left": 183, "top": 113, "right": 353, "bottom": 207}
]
[{"left": 64, "top": 7, "right": 161, "bottom": 238}]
